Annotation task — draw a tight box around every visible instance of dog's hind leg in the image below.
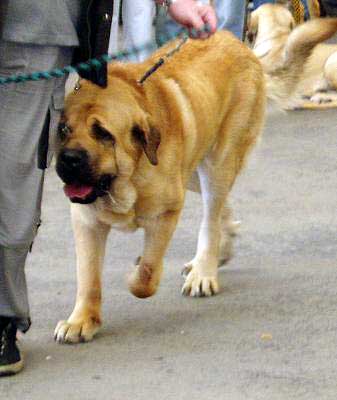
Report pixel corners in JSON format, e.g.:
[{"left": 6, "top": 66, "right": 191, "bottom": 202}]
[
  {"left": 181, "top": 203, "right": 239, "bottom": 277},
  {"left": 181, "top": 155, "right": 239, "bottom": 297},
  {"left": 54, "top": 205, "right": 110, "bottom": 343},
  {"left": 182, "top": 92, "right": 265, "bottom": 297},
  {"left": 218, "top": 204, "right": 241, "bottom": 267}
]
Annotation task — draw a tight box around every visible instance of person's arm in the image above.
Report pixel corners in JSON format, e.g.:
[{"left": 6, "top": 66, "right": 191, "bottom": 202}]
[{"left": 155, "top": 0, "right": 217, "bottom": 37}]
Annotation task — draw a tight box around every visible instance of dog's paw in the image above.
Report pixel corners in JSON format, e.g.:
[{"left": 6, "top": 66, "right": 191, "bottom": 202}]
[
  {"left": 218, "top": 218, "right": 240, "bottom": 267},
  {"left": 54, "top": 316, "right": 101, "bottom": 344},
  {"left": 182, "top": 268, "right": 219, "bottom": 297},
  {"left": 181, "top": 260, "right": 194, "bottom": 278},
  {"left": 182, "top": 252, "right": 231, "bottom": 276},
  {"left": 310, "top": 92, "right": 333, "bottom": 104},
  {"left": 181, "top": 223, "right": 239, "bottom": 277},
  {"left": 127, "top": 263, "right": 160, "bottom": 298}
]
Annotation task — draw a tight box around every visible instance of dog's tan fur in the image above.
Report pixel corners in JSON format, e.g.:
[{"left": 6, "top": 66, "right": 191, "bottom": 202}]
[
  {"left": 54, "top": 23, "right": 337, "bottom": 344},
  {"left": 54, "top": 31, "right": 265, "bottom": 343},
  {"left": 248, "top": 4, "right": 337, "bottom": 109}
]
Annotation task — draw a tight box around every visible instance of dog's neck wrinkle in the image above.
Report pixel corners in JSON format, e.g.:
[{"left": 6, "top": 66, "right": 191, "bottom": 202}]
[
  {"left": 107, "top": 71, "right": 146, "bottom": 107},
  {"left": 114, "top": 74, "right": 154, "bottom": 119},
  {"left": 139, "top": 80, "right": 173, "bottom": 132}
]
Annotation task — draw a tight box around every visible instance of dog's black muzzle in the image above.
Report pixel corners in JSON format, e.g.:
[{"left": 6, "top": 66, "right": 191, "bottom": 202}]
[
  {"left": 56, "top": 148, "right": 92, "bottom": 185},
  {"left": 56, "top": 148, "right": 115, "bottom": 204}
]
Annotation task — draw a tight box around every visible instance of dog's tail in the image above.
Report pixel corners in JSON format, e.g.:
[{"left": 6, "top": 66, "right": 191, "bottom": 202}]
[{"left": 265, "top": 17, "right": 337, "bottom": 108}]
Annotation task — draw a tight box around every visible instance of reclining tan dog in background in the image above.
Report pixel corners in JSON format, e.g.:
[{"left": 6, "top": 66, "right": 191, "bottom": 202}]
[
  {"left": 54, "top": 19, "right": 337, "bottom": 344},
  {"left": 248, "top": 3, "right": 337, "bottom": 109}
]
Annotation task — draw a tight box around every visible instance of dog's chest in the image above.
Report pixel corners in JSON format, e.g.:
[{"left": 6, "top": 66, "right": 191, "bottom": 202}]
[{"left": 94, "top": 199, "right": 138, "bottom": 232}]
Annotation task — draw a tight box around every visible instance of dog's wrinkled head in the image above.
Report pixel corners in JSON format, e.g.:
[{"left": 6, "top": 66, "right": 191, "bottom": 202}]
[{"left": 56, "top": 79, "right": 160, "bottom": 207}]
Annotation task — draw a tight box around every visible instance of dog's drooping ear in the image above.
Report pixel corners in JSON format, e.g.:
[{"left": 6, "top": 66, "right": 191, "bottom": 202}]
[{"left": 131, "top": 124, "right": 161, "bottom": 166}]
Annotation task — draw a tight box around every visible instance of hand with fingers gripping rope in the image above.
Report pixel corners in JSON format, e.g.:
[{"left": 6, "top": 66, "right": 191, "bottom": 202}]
[{"left": 156, "top": 0, "right": 217, "bottom": 38}]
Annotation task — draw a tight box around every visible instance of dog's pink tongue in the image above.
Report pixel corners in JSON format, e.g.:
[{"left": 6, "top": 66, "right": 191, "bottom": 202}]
[{"left": 64, "top": 184, "right": 93, "bottom": 199}]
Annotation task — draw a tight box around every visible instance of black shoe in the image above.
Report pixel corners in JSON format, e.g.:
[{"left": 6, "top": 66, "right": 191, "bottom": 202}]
[{"left": 0, "top": 317, "right": 23, "bottom": 376}]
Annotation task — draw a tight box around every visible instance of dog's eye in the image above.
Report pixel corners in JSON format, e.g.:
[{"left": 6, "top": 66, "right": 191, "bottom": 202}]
[
  {"left": 92, "top": 123, "right": 115, "bottom": 144},
  {"left": 58, "top": 122, "right": 71, "bottom": 141}
]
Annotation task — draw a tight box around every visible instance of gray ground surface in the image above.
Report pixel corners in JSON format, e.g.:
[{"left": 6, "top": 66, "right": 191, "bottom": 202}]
[{"left": 1, "top": 106, "right": 336, "bottom": 399}]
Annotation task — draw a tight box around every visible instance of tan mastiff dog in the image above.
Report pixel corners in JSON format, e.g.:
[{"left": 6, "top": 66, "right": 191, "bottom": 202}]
[
  {"left": 248, "top": 3, "right": 337, "bottom": 109},
  {"left": 54, "top": 22, "right": 337, "bottom": 343}
]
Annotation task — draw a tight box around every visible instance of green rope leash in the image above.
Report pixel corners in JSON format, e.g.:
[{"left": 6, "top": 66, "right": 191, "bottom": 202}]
[{"left": 0, "top": 26, "right": 209, "bottom": 86}]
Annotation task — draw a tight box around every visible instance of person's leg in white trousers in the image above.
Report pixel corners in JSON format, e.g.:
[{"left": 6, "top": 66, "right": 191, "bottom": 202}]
[{"left": 109, "top": 0, "right": 155, "bottom": 62}]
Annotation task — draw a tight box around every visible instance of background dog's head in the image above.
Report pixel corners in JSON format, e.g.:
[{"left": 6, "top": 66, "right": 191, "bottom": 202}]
[
  {"left": 247, "top": 3, "right": 296, "bottom": 44},
  {"left": 56, "top": 78, "right": 160, "bottom": 206}
]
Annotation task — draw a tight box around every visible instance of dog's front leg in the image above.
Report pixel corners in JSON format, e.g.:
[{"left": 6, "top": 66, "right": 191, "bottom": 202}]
[
  {"left": 128, "top": 210, "right": 180, "bottom": 298},
  {"left": 55, "top": 205, "right": 110, "bottom": 344}
]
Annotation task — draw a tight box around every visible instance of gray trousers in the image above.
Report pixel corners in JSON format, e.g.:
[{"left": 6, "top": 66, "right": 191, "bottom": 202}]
[{"left": 0, "top": 41, "right": 72, "bottom": 331}]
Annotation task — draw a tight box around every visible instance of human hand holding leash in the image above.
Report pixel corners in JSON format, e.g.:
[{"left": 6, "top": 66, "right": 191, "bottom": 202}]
[{"left": 156, "top": 0, "right": 217, "bottom": 38}]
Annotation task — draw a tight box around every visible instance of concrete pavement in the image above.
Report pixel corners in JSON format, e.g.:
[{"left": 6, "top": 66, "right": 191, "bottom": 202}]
[{"left": 1, "top": 106, "right": 337, "bottom": 400}]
